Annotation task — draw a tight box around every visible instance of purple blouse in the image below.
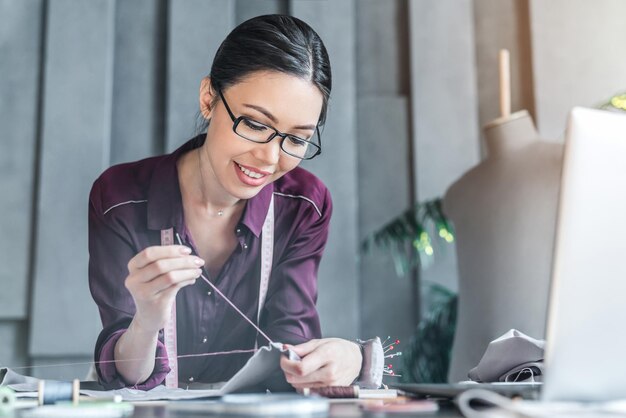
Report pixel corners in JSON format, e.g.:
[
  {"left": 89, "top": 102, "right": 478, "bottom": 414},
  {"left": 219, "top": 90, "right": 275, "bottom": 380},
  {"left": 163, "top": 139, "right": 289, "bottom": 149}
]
[{"left": 89, "top": 136, "right": 332, "bottom": 390}]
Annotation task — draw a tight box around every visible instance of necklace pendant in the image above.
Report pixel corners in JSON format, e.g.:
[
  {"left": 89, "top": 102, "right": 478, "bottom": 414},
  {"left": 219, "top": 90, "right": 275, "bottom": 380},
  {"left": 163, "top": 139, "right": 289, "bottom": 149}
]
[{"left": 217, "top": 210, "right": 224, "bottom": 216}]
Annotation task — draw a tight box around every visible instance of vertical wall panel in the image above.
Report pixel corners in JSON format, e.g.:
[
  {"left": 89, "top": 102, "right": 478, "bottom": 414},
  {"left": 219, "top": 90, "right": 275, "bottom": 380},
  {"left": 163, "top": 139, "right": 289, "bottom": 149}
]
[
  {"left": 165, "top": 0, "right": 234, "bottom": 151},
  {"left": 291, "top": 0, "right": 359, "bottom": 338},
  {"left": 0, "top": 0, "right": 43, "bottom": 318},
  {"left": 235, "top": 0, "right": 287, "bottom": 24},
  {"left": 358, "top": 98, "right": 414, "bottom": 344},
  {"left": 409, "top": 0, "right": 480, "bottom": 202},
  {"left": 0, "top": 321, "right": 28, "bottom": 369},
  {"left": 356, "top": 0, "right": 409, "bottom": 97},
  {"left": 356, "top": 0, "right": 415, "bottom": 349},
  {"left": 473, "top": 0, "right": 534, "bottom": 132},
  {"left": 29, "top": 0, "right": 115, "bottom": 357},
  {"left": 529, "top": 0, "right": 626, "bottom": 139},
  {"left": 409, "top": 1, "right": 481, "bottom": 311},
  {"left": 110, "top": 0, "right": 166, "bottom": 165}
]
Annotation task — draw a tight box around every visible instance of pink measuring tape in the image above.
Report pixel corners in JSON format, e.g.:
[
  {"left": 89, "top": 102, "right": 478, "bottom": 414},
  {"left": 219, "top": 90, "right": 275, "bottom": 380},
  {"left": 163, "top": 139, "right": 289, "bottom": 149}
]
[
  {"left": 161, "top": 195, "right": 275, "bottom": 388},
  {"left": 160, "top": 228, "right": 179, "bottom": 388}
]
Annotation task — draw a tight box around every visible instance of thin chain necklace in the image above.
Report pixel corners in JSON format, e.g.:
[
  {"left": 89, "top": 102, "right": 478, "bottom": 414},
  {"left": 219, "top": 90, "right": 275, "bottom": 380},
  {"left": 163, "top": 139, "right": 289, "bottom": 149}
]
[{"left": 197, "top": 146, "right": 224, "bottom": 217}]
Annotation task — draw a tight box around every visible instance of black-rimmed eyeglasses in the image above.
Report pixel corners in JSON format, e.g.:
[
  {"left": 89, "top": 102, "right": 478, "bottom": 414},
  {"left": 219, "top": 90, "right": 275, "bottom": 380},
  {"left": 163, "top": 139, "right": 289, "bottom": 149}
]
[{"left": 218, "top": 89, "right": 322, "bottom": 160}]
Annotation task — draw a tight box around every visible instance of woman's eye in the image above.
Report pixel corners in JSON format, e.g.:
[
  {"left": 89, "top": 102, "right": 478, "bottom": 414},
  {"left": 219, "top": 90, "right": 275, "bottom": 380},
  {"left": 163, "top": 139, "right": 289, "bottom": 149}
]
[
  {"left": 243, "top": 118, "right": 268, "bottom": 132},
  {"left": 287, "top": 136, "right": 307, "bottom": 147}
]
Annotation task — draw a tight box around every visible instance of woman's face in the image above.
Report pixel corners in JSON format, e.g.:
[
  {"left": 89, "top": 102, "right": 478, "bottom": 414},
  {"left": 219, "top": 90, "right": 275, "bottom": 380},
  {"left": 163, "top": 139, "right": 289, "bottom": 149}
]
[{"left": 200, "top": 70, "right": 324, "bottom": 202}]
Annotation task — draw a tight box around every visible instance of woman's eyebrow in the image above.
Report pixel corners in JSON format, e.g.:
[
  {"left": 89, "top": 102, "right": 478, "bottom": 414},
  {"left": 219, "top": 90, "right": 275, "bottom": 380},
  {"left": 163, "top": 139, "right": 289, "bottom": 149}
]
[{"left": 243, "top": 103, "right": 316, "bottom": 131}]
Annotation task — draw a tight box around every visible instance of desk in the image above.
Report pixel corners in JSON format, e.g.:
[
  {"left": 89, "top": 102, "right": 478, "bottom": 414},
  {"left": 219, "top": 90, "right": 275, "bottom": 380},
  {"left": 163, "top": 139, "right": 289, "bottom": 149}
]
[
  {"left": 128, "top": 401, "right": 465, "bottom": 418},
  {"left": 4, "top": 401, "right": 465, "bottom": 418}
]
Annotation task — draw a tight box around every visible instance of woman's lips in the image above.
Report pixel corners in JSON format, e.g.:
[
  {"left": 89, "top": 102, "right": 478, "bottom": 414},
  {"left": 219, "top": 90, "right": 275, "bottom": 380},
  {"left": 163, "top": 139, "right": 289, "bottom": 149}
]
[{"left": 234, "top": 163, "right": 271, "bottom": 187}]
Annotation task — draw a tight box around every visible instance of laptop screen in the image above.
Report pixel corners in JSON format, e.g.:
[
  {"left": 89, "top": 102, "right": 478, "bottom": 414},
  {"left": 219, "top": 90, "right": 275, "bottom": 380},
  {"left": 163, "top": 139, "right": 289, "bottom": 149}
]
[{"left": 542, "top": 107, "right": 626, "bottom": 402}]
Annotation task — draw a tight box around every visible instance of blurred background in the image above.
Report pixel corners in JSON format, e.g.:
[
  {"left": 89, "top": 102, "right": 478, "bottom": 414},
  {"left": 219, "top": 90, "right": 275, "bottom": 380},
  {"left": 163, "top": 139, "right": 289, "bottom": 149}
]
[{"left": 1, "top": 0, "right": 626, "bottom": 381}]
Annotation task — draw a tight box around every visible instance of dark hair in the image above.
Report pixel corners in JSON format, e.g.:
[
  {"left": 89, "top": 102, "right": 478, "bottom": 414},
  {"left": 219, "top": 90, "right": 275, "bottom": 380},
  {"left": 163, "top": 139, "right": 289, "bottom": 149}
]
[{"left": 203, "top": 14, "right": 331, "bottom": 130}]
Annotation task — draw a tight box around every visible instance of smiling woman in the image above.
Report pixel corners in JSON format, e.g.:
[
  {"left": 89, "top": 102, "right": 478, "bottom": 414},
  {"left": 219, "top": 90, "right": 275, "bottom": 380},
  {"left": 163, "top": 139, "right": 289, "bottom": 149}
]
[{"left": 88, "top": 14, "right": 382, "bottom": 391}]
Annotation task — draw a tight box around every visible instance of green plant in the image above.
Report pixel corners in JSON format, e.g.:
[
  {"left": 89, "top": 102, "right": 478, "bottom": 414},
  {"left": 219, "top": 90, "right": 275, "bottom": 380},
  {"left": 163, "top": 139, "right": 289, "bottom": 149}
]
[
  {"left": 600, "top": 91, "right": 626, "bottom": 112},
  {"left": 401, "top": 283, "right": 457, "bottom": 383},
  {"left": 360, "top": 198, "right": 454, "bottom": 277},
  {"left": 360, "top": 198, "right": 457, "bottom": 383}
]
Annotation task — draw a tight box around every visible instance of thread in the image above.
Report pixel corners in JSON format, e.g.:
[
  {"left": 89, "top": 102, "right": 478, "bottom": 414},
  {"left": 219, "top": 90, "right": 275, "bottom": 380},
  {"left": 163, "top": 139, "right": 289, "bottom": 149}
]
[
  {"left": 198, "top": 273, "right": 274, "bottom": 344},
  {"left": 7, "top": 348, "right": 258, "bottom": 373},
  {"left": 302, "top": 386, "right": 359, "bottom": 398},
  {"left": 38, "top": 380, "right": 75, "bottom": 406},
  {"left": 175, "top": 233, "right": 274, "bottom": 345}
]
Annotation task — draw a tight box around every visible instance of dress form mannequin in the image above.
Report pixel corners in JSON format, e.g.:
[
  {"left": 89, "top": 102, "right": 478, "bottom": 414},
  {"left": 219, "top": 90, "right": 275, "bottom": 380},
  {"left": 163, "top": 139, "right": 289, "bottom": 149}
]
[{"left": 443, "top": 51, "right": 563, "bottom": 382}]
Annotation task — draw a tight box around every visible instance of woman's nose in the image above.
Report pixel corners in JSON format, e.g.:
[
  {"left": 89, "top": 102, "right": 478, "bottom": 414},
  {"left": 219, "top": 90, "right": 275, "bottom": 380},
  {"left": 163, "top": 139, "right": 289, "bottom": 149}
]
[{"left": 253, "top": 136, "right": 282, "bottom": 165}]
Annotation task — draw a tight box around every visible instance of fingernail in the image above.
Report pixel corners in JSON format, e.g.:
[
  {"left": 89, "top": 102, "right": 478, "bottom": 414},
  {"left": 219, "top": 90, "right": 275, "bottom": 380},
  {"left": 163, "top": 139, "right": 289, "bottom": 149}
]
[
  {"left": 195, "top": 269, "right": 203, "bottom": 276},
  {"left": 194, "top": 257, "right": 205, "bottom": 266},
  {"left": 180, "top": 246, "right": 192, "bottom": 254}
]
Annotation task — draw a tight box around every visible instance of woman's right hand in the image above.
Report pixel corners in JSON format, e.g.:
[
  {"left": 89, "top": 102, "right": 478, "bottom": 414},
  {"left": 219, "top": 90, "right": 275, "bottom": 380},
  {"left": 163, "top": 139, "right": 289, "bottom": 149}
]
[{"left": 125, "top": 245, "right": 204, "bottom": 333}]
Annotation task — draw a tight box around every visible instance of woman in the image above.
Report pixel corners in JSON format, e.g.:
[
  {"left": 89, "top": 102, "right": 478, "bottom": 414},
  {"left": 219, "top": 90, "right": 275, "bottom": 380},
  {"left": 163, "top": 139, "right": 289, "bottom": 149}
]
[{"left": 89, "top": 14, "right": 380, "bottom": 390}]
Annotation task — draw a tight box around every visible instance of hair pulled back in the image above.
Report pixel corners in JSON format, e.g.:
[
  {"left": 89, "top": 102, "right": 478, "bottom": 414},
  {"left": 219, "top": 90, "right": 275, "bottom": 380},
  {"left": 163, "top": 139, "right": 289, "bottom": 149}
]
[{"left": 209, "top": 14, "right": 332, "bottom": 125}]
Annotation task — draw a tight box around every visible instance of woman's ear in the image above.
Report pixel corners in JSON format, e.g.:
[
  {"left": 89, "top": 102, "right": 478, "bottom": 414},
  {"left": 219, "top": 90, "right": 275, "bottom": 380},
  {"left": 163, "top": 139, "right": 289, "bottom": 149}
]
[{"left": 199, "top": 77, "right": 214, "bottom": 120}]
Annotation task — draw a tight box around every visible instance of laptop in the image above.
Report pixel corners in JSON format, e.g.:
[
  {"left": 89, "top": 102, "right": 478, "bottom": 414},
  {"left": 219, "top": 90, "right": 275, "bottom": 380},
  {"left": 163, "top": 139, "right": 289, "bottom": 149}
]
[
  {"left": 541, "top": 107, "right": 626, "bottom": 402},
  {"left": 395, "top": 107, "right": 626, "bottom": 402}
]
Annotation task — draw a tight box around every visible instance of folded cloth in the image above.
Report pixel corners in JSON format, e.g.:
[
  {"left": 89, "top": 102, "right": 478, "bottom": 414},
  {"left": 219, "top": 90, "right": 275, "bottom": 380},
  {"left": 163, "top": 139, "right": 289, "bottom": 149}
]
[
  {"left": 468, "top": 329, "right": 545, "bottom": 383},
  {"left": 1, "top": 368, "right": 105, "bottom": 392},
  {"left": 0, "top": 368, "right": 39, "bottom": 388}
]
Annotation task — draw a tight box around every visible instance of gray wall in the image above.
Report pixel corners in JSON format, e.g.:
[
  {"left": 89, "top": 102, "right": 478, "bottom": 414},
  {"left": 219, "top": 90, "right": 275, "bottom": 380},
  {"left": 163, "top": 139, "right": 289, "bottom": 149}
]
[
  {"left": 1, "top": 0, "right": 45, "bottom": 373},
  {"left": 528, "top": 0, "right": 626, "bottom": 140}
]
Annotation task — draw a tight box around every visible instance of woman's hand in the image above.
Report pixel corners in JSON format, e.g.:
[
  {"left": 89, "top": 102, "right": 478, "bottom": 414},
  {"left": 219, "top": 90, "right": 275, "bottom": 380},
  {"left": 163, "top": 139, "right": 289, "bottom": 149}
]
[
  {"left": 280, "top": 338, "right": 362, "bottom": 388},
  {"left": 125, "top": 245, "right": 204, "bottom": 333}
]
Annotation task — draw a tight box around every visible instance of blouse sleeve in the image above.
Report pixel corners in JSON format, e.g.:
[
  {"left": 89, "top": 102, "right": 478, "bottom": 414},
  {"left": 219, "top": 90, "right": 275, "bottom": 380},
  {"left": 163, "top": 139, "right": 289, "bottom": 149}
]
[
  {"left": 88, "top": 178, "right": 170, "bottom": 390},
  {"left": 259, "top": 187, "right": 333, "bottom": 345}
]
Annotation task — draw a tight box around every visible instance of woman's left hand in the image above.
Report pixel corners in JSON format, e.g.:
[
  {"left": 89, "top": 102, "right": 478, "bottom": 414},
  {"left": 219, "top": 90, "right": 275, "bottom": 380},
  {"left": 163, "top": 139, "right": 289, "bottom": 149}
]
[{"left": 280, "top": 338, "right": 362, "bottom": 388}]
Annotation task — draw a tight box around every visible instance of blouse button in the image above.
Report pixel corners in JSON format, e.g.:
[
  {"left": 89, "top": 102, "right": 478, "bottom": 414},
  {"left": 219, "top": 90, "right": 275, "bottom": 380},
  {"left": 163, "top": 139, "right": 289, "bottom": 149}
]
[
  {"left": 188, "top": 376, "right": 194, "bottom": 382},
  {"left": 243, "top": 243, "right": 248, "bottom": 250},
  {"left": 207, "top": 290, "right": 212, "bottom": 296},
  {"left": 236, "top": 228, "right": 241, "bottom": 234},
  {"left": 202, "top": 336, "right": 208, "bottom": 343}
]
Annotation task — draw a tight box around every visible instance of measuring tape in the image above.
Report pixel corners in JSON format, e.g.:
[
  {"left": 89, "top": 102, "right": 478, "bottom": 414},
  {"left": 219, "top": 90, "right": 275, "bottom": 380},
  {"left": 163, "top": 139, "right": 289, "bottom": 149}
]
[
  {"left": 257, "top": 195, "right": 274, "bottom": 330},
  {"left": 162, "top": 195, "right": 275, "bottom": 388},
  {"left": 161, "top": 228, "right": 179, "bottom": 389}
]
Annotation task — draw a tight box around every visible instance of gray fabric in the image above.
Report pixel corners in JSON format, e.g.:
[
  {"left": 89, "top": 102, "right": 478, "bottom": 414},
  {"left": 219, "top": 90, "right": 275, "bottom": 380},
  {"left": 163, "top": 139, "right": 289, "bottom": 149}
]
[
  {"left": 501, "top": 362, "right": 543, "bottom": 383},
  {"left": 219, "top": 342, "right": 298, "bottom": 394},
  {"left": 0, "top": 368, "right": 104, "bottom": 393},
  {"left": 0, "top": 368, "right": 40, "bottom": 388},
  {"left": 468, "top": 329, "right": 545, "bottom": 383}
]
